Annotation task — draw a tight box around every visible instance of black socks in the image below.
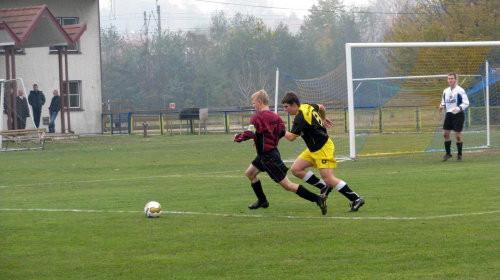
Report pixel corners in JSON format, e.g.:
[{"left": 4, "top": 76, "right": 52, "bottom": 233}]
[
  {"left": 457, "top": 142, "right": 463, "bottom": 156},
  {"left": 445, "top": 140, "right": 452, "bottom": 154},
  {"left": 296, "top": 185, "right": 319, "bottom": 202},
  {"left": 251, "top": 180, "right": 267, "bottom": 202}
]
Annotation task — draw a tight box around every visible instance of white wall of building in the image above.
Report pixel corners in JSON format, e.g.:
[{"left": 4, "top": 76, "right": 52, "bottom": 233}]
[{"left": 0, "top": 1, "right": 102, "bottom": 134}]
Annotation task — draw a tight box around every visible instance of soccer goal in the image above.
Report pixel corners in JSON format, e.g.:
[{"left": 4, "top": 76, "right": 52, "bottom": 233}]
[
  {"left": 0, "top": 78, "right": 44, "bottom": 151},
  {"left": 280, "top": 41, "right": 500, "bottom": 159},
  {"left": 345, "top": 41, "right": 500, "bottom": 158}
]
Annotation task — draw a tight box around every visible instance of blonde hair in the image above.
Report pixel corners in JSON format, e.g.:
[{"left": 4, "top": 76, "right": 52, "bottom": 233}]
[{"left": 251, "top": 90, "right": 269, "bottom": 105}]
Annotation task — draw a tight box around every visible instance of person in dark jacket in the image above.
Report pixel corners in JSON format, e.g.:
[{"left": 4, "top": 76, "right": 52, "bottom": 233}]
[
  {"left": 28, "top": 84, "right": 45, "bottom": 128},
  {"left": 15, "top": 89, "right": 30, "bottom": 129},
  {"left": 3, "top": 87, "right": 16, "bottom": 130},
  {"left": 48, "top": 90, "right": 61, "bottom": 133}
]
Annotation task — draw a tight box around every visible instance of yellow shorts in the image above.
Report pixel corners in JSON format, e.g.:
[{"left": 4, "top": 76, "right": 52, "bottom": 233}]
[{"left": 298, "top": 138, "right": 337, "bottom": 169}]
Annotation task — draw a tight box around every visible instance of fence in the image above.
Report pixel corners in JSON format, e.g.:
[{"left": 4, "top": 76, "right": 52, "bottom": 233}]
[
  {"left": 101, "top": 110, "right": 292, "bottom": 135},
  {"left": 102, "top": 106, "right": 500, "bottom": 135}
]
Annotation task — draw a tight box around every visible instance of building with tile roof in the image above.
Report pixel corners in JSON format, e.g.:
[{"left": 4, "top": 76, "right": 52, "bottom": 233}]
[{"left": 1, "top": 1, "right": 102, "bottom": 134}]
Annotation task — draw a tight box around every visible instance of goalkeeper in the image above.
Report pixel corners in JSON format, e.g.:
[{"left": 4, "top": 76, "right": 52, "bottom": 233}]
[
  {"left": 281, "top": 91, "right": 365, "bottom": 212},
  {"left": 234, "top": 90, "right": 327, "bottom": 215},
  {"left": 439, "top": 73, "right": 469, "bottom": 162}
]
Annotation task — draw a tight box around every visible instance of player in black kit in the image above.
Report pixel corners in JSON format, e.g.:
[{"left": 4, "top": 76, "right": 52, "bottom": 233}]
[{"left": 282, "top": 91, "right": 365, "bottom": 212}]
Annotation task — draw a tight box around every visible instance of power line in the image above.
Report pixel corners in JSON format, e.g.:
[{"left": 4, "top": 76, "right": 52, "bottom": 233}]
[
  {"left": 194, "top": 0, "right": 426, "bottom": 15},
  {"left": 194, "top": 0, "right": 306, "bottom": 11}
]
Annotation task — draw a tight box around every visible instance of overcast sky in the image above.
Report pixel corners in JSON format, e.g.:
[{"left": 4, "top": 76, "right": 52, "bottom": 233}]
[{"left": 99, "top": 0, "right": 371, "bottom": 35}]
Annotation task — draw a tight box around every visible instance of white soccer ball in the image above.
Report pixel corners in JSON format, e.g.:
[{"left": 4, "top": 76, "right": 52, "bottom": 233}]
[{"left": 144, "top": 201, "right": 162, "bottom": 218}]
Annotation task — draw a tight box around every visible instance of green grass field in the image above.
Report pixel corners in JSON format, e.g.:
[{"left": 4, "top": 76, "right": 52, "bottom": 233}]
[{"left": 1, "top": 134, "right": 499, "bottom": 279}]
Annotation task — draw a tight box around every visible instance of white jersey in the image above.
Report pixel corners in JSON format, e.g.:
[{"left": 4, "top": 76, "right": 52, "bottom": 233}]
[{"left": 441, "top": 85, "right": 469, "bottom": 113}]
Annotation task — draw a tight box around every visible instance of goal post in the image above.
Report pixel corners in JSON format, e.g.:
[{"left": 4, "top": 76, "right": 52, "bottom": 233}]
[
  {"left": 1, "top": 78, "right": 43, "bottom": 151},
  {"left": 346, "top": 41, "right": 500, "bottom": 159}
]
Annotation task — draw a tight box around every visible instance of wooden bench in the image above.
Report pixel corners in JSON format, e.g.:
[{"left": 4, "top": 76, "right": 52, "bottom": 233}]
[{"left": 0, "top": 129, "right": 51, "bottom": 151}]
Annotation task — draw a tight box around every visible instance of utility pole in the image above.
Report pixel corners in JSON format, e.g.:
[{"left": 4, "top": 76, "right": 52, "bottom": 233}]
[
  {"left": 143, "top": 11, "right": 148, "bottom": 38},
  {"left": 156, "top": 0, "right": 161, "bottom": 34}
]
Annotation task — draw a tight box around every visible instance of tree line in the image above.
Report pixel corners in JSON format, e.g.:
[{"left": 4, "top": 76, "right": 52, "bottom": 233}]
[{"left": 101, "top": 0, "right": 499, "bottom": 110}]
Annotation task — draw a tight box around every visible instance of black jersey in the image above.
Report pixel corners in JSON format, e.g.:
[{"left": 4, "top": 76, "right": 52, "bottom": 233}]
[{"left": 290, "top": 103, "right": 329, "bottom": 152}]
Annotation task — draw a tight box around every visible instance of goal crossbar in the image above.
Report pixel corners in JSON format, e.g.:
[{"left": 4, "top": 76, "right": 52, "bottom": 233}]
[{"left": 352, "top": 74, "right": 481, "bottom": 82}]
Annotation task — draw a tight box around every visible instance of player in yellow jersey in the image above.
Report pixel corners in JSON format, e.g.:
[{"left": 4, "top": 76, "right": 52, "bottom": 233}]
[{"left": 282, "top": 91, "right": 365, "bottom": 212}]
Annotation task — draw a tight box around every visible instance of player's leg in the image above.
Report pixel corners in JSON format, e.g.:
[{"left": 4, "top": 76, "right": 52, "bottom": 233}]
[
  {"left": 455, "top": 131, "right": 463, "bottom": 161},
  {"left": 277, "top": 176, "right": 298, "bottom": 192},
  {"left": 290, "top": 157, "right": 313, "bottom": 179},
  {"left": 442, "top": 114, "right": 453, "bottom": 161},
  {"left": 454, "top": 113, "right": 465, "bottom": 161},
  {"left": 318, "top": 168, "right": 364, "bottom": 212},
  {"left": 245, "top": 161, "right": 268, "bottom": 209},
  {"left": 278, "top": 177, "right": 327, "bottom": 215},
  {"left": 261, "top": 149, "right": 327, "bottom": 215},
  {"left": 442, "top": 129, "right": 452, "bottom": 161},
  {"left": 302, "top": 170, "right": 328, "bottom": 191},
  {"left": 316, "top": 139, "right": 364, "bottom": 212},
  {"left": 443, "top": 129, "right": 451, "bottom": 141},
  {"left": 290, "top": 151, "right": 328, "bottom": 193}
]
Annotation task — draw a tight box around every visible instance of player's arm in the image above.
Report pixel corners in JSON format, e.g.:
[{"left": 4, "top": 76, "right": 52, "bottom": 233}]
[
  {"left": 234, "top": 124, "right": 256, "bottom": 142},
  {"left": 458, "top": 90, "right": 469, "bottom": 111},
  {"left": 451, "top": 90, "right": 470, "bottom": 114},
  {"left": 284, "top": 131, "right": 299, "bottom": 142},
  {"left": 318, "top": 104, "right": 333, "bottom": 128},
  {"left": 439, "top": 92, "right": 446, "bottom": 111}
]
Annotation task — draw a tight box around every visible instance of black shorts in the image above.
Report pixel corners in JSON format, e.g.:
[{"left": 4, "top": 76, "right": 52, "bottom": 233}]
[
  {"left": 443, "top": 112, "right": 465, "bottom": 132},
  {"left": 252, "top": 148, "right": 288, "bottom": 183}
]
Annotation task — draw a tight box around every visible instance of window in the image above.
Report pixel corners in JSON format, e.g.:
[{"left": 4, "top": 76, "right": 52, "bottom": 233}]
[
  {"left": 49, "top": 17, "right": 80, "bottom": 52},
  {"left": 63, "top": 81, "right": 81, "bottom": 109}
]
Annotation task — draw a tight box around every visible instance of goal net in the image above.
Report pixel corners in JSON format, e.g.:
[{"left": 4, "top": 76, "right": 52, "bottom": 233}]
[
  {"left": 1, "top": 78, "right": 43, "bottom": 151},
  {"left": 281, "top": 63, "right": 352, "bottom": 161},
  {"left": 282, "top": 41, "right": 500, "bottom": 159}
]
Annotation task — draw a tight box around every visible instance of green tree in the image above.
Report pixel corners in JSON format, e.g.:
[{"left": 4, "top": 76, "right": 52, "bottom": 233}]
[
  {"left": 207, "top": 12, "right": 282, "bottom": 106},
  {"left": 386, "top": 0, "right": 499, "bottom": 42},
  {"left": 148, "top": 30, "right": 188, "bottom": 109},
  {"left": 298, "top": 0, "right": 372, "bottom": 76},
  {"left": 384, "top": 0, "right": 499, "bottom": 77},
  {"left": 101, "top": 26, "right": 129, "bottom": 102}
]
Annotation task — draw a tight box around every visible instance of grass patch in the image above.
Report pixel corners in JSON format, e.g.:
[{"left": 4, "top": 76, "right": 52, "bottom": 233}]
[{"left": 1, "top": 134, "right": 499, "bottom": 279}]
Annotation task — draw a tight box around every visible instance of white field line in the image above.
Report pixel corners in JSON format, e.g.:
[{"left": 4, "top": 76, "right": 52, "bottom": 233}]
[
  {"left": 0, "top": 170, "right": 245, "bottom": 188},
  {"left": 0, "top": 208, "right": 498, "bottom": 221}
]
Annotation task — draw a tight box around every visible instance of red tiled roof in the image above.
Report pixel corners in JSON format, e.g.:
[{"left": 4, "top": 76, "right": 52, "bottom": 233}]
[
  {"left": 63, "top": 23, "right": 87, "bottom": 43},
  {"left": 0, "top": 5, "right": 87, "bottom": 47},
  {"left": 0, "top": 5, "right": 44, "bottom": 42}
]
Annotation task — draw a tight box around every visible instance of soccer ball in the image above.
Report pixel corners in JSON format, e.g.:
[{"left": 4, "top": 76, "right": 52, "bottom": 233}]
[{"left": 144, "top": 201, "right": 162, "bottom": 218}]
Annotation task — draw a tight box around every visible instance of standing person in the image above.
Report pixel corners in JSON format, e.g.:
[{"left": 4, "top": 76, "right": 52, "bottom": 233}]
[
  {"left": 15, "top": 89, "right": 30, "bottom": 130},
  {"left": 234, "top": 90, "right": 327, "bottom": 215},
  {"left": 3, "top": 87, "right": 15, "bottom": 130},
  {"left": 48, "top": 90, "right": 61, "bottom": 133},
  {"left": 281, "top": 91, "right": 365, "bottom": 212},
  {"left": 439, "top": 73, "right": 469, "bottom": 162},
  {"left": 28, "top": 84, "right": 45, "bottom": 128}
]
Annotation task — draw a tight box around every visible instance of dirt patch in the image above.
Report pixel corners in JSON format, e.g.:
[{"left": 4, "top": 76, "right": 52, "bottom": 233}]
[
  {"left": 464, "top": 149, "right": 500, "bottom": 155},
  {"left": 106, "top": 141, "right": 139, "bottom": 144}
]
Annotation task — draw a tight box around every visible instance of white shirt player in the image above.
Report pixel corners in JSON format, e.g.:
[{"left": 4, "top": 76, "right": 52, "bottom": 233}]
[{"left": 440, "top": 85, "right": 469, "bottom": 113}]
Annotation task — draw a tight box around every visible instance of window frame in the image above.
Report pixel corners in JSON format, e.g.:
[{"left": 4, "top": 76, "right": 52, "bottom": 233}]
[{"left": 62, "top": 80, "right": 82, "bottom": 110}]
